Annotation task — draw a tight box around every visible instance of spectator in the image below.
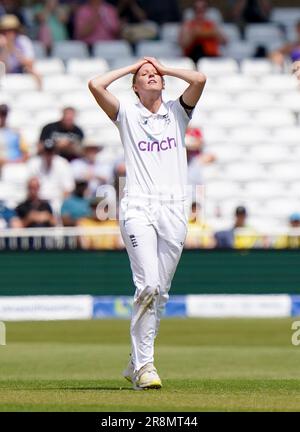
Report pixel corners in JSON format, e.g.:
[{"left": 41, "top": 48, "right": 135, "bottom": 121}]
[
  {"left": 185, "top": 201, "right": 215, "bottom": 248},
  {"left": 276, "top": 213, "right": 300, "bottom": 249},
  {"left": 0, "top": 199, "right": 20, "bottom": 228},
  {"left": 118, "top": 0, "right": 158, "bottom": 45},
  {"left": 39, "top": 107, "right": 84, "bottom": 161},
  {"left": 77, "top": 197, "right": 122, "bottom": 249},
  {"left": 0, "top": 14, "right": 41, "bottom": 88},
  {"left": 138, "top": 0, "right": 181, "bottom": 25},
  {"left": 27, "top": 139, "right": 75, "bottom": 213},
  {"left": 186, "top": 126, "right": 216, "bottom": 202},
  {"left": 33, "top": 0, "right": 69, "bottom": 55},
  {"left": 270, "top": 20, "right": 300, "bottom": 70},
  {"left": 179, "top": 0, "right": 227, "bottom": 63},
  {"left": 15, "top": 177, "right": 56, "bottom": 228},
  {"left": 0, "top": 103, "right": 28, "bottom": 173},
  {"left": 214, "top": 206, "right": 258, "bottom": 249},
  {"left": 0, "top": 0, "right": 28, "bottom": 28},
  {"left": 74, "top": 0, "right": 121, "bottom": 51},
  {"left": 61, "top": 180, "right": 91, "bottom": 226},
  {"left": 112, "top": 157, "right": 126, "bottom": 203},
  {"left": 70, "top": 138, "right": 110, "bottom": 197}
]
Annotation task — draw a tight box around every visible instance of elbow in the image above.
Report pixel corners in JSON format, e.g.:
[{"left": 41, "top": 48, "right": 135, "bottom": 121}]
[
  {"left": 88, "top": 79, "right": 96, "bottom": 92},
  {"left": 196, "top": 72, "right": 207, "bottom": 83}
]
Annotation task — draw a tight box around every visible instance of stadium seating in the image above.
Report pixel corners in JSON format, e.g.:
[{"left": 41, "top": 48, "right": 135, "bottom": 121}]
[
  {"left": 244, "top": 23, "right": 285, "bottom": 50},
  {"left": 35, "top": 58, "right": 65, "bottom": 76},
  {"left": 93, "top": 41, "right": 132, "bottom": 61},
  {"left": 136, "top": 41, "right": 181, "bottom": 58},
  {"left": 52, "top": 41, "right": 89, "bottom": 61},
  {"left": 270, "top": 8, "right": 300, "bottom": 28},
  {"left": 197, "top": 58, "right": 239, "bottom": 76}
]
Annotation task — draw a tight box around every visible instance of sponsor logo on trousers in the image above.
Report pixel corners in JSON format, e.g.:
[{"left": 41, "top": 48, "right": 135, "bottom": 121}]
[{"left": 138, "top": 137, "right": 177, "bottom": 152}]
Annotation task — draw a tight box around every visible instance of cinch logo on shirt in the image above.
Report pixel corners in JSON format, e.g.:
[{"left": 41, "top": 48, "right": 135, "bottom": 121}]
[{"left": 137, "top": 137, "right": 177, "bottom": 152}]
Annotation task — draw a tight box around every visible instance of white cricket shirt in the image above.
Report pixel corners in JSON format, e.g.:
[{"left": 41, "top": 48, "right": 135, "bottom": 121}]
[{"left": 114, "top": 99, "right": 192, "bottom": 200}]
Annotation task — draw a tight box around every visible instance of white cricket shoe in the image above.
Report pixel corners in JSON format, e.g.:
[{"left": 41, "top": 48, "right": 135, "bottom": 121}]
[{"left": 133, "top": 363, "right": 162, "bottom": 390}]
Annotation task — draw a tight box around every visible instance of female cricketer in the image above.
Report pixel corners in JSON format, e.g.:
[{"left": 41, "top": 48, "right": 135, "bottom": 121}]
[{"left": 89, "top": 57, "right": 206, "bottom": 390}]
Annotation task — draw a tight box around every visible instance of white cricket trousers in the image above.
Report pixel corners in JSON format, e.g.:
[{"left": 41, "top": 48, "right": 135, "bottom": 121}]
[{"left": 120, "top": 196, "right": 188, "bottom": 373}]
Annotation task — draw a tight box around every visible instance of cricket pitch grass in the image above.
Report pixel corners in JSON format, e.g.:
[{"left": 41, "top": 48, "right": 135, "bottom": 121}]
[{"left": 1, "top": 318, "right": 300, "bottom": 411}]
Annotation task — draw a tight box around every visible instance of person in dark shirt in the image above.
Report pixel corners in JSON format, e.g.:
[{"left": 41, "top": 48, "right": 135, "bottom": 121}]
[
  {"left": 15, "top": 177, "right": 56, "bottom": 227},
  {"left": 39, "top": 107, "right": 84, "bottom": 161},
  {"left": 138, "top": 0, "right": 181, "bottom": 25}
]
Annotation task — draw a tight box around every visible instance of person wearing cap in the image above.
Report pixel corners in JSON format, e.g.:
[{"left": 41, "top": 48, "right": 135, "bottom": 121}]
[
  {"left": 27, "top": 139, "right": 75, "bottom": 213},
  {"left": 0, "top": 14, "right": 41, "bottom": 87},
  {"left": 39, "top": 107, "right": 84, "bottom": 161},
  {"left": 275, "top": 213, "right": 300, "bottom": 249},
  {"left": 215, "top": 206, "right": 259, "bottom": 249},
  {"left": 0, "top": 103, "right": 28, "bottom": 170}
]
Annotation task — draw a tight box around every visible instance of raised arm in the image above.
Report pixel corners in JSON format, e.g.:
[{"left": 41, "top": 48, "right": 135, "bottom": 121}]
[
  {"left": 88, "top": 59, "right": 147, "bottom": 120},
  {"left": 144, "top": 57, "right": 207, "bottom": 108}
]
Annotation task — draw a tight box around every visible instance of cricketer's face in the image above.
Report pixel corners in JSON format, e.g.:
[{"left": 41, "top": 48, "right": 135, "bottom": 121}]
[{"left": 133, "top": 63, "right": 164, "bottom": 97}]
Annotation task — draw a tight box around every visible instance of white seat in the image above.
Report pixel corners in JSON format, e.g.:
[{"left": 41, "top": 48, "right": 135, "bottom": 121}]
[
  {"left": 245, "top": 23, "right": 284, "bottom": 47},
  {"left": 33, "top": 109, "right": 61, "bottom": 128},
  {"left": 214, "top": 74, "right": 257, "bottom": 93},
  {"left": 247, "top": 145, "right": 293, "bottom": 163},
  {"left": 220, "top": 24, "right": 240, "bottom": 42},
  {"left": 277, "top": 92, "right": 300, "bottom": 113},
  {"left": 136, "top": 41, "right": 181, "bottom": 57},
  {"left": 2, "top": 74, "right": 38, "bottom": 92},
  {"left": 159, "top": 57, "right": 195, "bottom": 70},
  {"left": 35, "top": 58, "right": 65, "bottom": 75},
  {"left": 209, "top": 109, "right": 251, "bottom": 128},
  {"left": 234, "top": 91, "right": 276, "bottom": 110},
  {"left": 32, "top": 41, "right": 46, "bottom": 59},
  {"left": 93, "top": 40, "right": 132, "bottom": 61},
  {"left": 224, "top": 162, "right": 266, "bottom": 181},
  {"left": 258, "top": 74, "right": 298, "bottom": 92},
  {"left": 196, "top": 91, "right": 233, "bottom": 111},
  {"left": 161, "top": 23, "right": 180, "bottom": 43},
  {"left": 209, "top": 144, "right": 245, "bottom": 162},
  {"left": 66, "top": 58, "right": 109, "bottom": 78},
  {"left": 1, "top": 163, "right": 29, "bottom": 205},
  {"left": 197, "top": 57, "right": 239, "bottom": 76},
  {"left": 206, "top": 7, "right": 223, "bottom": 23},
  {"left": 268, "top": 163, "right": 300, "bottom": 181},
  {"left": 59, "top": 91, "right": 96, "bottom": 110},
  {"left": 222, "top": 40, "right": 255, "bottom": 61},
  {"left": 52, "top": 41, "right": 89, "bottom": 60},
  {"left": 107, "top": 75, "right": 132, "bottom": 92},
  {"left": 201, "top": 126, "right": 229, "bottom": 143},
  {"left": 272, "top": 126, "right": 300, "bottom": 144},
  {"left": 244, "top": 181, "right": 286, "bottom": 199},
  {"left": 228, "top": 126, "right": 272, "bottom": 144},
  {"left": 205, "top": 181, "right": 242, "bottom": 200},
  {"left": 254, "top": 109, "right": 295, "bottom": 127},
  {"left": 109, "top": 56, "right": 138, "bottom": 70},
  {"left": 15, "top": 92, "right": 58, "bottom": 111},
  {"left": 270, "top": 8, "right": 300, "bottom": 28},
  {"left": 240, "top": 59, "right": 274, "bottom": 76},
  {"left": 264, "top": 198, "right": 300, "bottom": 218},
  {"left": 7, "top": 110, "right": 32, "bottom": 129},
  {"left": 0, "top": 92, "right": 12, "bottom": 105},
  {"left": 78, "top": 109, "right": 111, "bottom": 129},
  {"left": 43, "top": 75, "right": 84, "bottom": 93}
]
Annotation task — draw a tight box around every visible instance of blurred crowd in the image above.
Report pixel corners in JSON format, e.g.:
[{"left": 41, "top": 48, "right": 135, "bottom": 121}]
[
  {"left": 1, "top": 0, "right": 300, "bottom": 249},
  {"left": 0, "top": 0, "right": 299, "bottom": 82}
]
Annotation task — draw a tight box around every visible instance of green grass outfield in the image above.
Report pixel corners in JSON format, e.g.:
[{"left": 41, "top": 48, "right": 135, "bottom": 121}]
[{"left": 1, "top": 318, "right": 300, "bottom": 411}]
